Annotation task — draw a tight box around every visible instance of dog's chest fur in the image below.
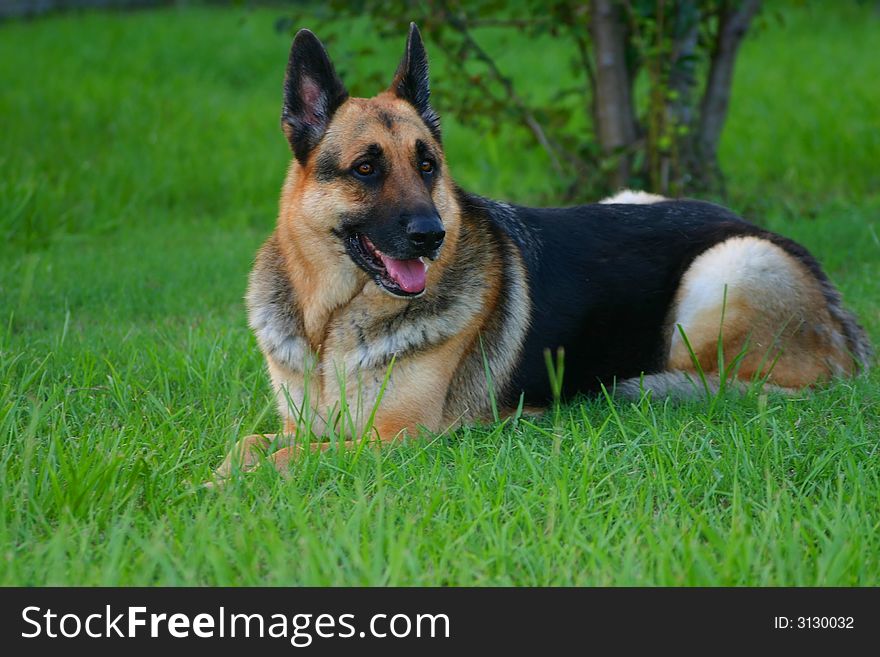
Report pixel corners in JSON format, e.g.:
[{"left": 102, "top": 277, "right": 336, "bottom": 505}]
[{"left": 246, "top": 209, "right": 532, "bottom": 427}]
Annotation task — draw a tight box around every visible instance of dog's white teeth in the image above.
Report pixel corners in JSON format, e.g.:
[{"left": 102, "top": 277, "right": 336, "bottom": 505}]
[
  {"left": 363, "top": 235, "right": 380, "bottom": 255},
  {"left": 419, "top": 257, "right": 430, "bottom": 269}
]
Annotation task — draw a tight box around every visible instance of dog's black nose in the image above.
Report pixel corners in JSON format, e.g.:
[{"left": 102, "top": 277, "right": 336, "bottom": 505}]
[{"left": 405, "top": 214, "right": 445, "bottom": 253}]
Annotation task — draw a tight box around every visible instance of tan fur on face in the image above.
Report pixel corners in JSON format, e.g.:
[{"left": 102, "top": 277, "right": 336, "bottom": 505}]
[
  {"left": 276, "top": 93, "right": 460, "bottom": 351},
  {"left": 667, "top": 236, "right": 856, "bottom": 388}
]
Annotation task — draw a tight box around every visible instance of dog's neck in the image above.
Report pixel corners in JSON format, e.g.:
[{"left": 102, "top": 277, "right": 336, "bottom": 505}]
[
  {"left": 269, "top": 165, "right": 346, "bottom": 349},
  {"left": 277, "top": 233, "right": 357, "bottom": 353}
]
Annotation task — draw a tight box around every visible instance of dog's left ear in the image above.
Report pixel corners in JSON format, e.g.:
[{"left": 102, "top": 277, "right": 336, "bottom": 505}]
[{"left": 391, "top": 23, "right": 441, "bottom": 141}]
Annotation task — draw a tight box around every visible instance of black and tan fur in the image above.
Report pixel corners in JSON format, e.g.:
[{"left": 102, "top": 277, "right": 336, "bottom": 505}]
[{"left": 212, "top": 25, "right": 871, "bottom": 481}]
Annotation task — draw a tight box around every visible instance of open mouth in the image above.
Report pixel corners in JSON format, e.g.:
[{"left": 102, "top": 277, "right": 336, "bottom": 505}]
[{"left": 346, "top": 234, "right": 428, "bottom": 297}]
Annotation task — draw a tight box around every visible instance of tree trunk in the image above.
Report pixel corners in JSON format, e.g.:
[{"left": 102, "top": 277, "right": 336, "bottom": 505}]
[
  {"left": 665, "top": 1, "right": 700, "bottom": 194},
  {"left": 694, "top": 0, "right": 762, "bottom": 191},
  {"left": 590, "top": 0, "right": 638, "bottom": 190}
]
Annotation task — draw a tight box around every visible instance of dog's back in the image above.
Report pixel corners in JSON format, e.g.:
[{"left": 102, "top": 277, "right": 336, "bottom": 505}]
[{"left": 472, "top": 193, "right": 872, "bottom": 404}]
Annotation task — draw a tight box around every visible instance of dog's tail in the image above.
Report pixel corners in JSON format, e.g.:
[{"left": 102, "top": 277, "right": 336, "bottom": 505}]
[
  {"left": 817, "top": 278, "right": 873, "bottom": 374},
  {"left": 614, "top": 371, "right": 797, "bottom": 402},
  {"left": 759, "top": 231, "right": 873, "bottom": 375}
]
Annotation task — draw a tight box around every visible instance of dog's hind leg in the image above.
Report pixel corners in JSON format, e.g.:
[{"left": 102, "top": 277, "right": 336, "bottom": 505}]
[
  {"left": 619, "top": 235, "right": 860, "bottom": 403},
  {"left": 668, "top": 236, "right": 861, "bottom": 388}
]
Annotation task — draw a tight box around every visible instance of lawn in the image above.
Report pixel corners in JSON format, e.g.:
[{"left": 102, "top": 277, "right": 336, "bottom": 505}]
[{"left": 1, "top": 3, "right": 878, "bottom": 586}]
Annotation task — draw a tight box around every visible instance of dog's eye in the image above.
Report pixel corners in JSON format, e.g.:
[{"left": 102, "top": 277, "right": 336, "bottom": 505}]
[
  {"left": 419, "top": 160, "right": 435, "bottom": 174},
  {"left": 354, "top": 162, "right": 375, "bottom": 176}
]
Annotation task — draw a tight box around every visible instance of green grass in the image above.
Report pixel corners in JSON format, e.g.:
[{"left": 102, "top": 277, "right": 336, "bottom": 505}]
[{"left": 1, "top": 4, "right": 878, "bottom": 585}]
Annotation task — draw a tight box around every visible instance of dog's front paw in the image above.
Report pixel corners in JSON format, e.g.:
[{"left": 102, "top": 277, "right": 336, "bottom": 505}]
[
  {"left": 266, "top": 445, "right": 303, "bottom": 478},
  {"left": 205, "top": 433, "right": 277, "bottom": 488}
]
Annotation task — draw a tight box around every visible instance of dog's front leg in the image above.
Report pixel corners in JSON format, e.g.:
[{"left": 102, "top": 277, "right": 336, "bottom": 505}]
[
  {"left": 264, "top": 352, "right": 456, "bottom": 476},
  {"left": 264, "top": 416, "right": 414, "bottom": 476},
  {"left": 207, "top": 362, "right": 310, "bottom": 486},
  {"left": 208, "top": 432, "right": 289, "bottom": 485}
]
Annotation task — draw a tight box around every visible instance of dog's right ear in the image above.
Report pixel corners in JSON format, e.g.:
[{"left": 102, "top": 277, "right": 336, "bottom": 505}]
[{"left": 282, "top": 29, "right": 349, "bottom": 163}]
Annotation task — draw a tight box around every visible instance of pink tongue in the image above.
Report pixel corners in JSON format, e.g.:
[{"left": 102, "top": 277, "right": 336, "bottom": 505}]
[{"left": 378, "top": 254, "right": 427, "bottom": 293}]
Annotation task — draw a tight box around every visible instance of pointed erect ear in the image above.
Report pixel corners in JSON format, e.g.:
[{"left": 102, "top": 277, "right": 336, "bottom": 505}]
[
  {"left": 282, "top": 29, "right": 349, "bottom": 162},
  {"left": 390, "top": 23, "right": 441, "bottom": 141}
]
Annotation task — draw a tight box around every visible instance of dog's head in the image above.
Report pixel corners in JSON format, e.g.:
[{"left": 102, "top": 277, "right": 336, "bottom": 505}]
[{"left": 280, "top": 24, "right": 456, "bottom": 299}]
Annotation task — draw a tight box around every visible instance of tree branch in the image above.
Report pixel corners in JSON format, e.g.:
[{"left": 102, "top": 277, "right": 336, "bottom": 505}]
[
  {"left": 438, "top": 1, "right": 571, "bottom": 176},
  {"left": 696, "top": 0, "right": 762, "bottom": 184},
  {"left": 590, "top": 0, "right": 639, "bottom": 189},
  {"left": 571, "top": 27, "right": 597, "bottom": 124}
]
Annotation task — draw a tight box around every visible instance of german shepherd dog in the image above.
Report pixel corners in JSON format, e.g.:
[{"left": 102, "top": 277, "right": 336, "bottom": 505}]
[{"left": 213, "top": 24, "right": 872, "bottom": 481}]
